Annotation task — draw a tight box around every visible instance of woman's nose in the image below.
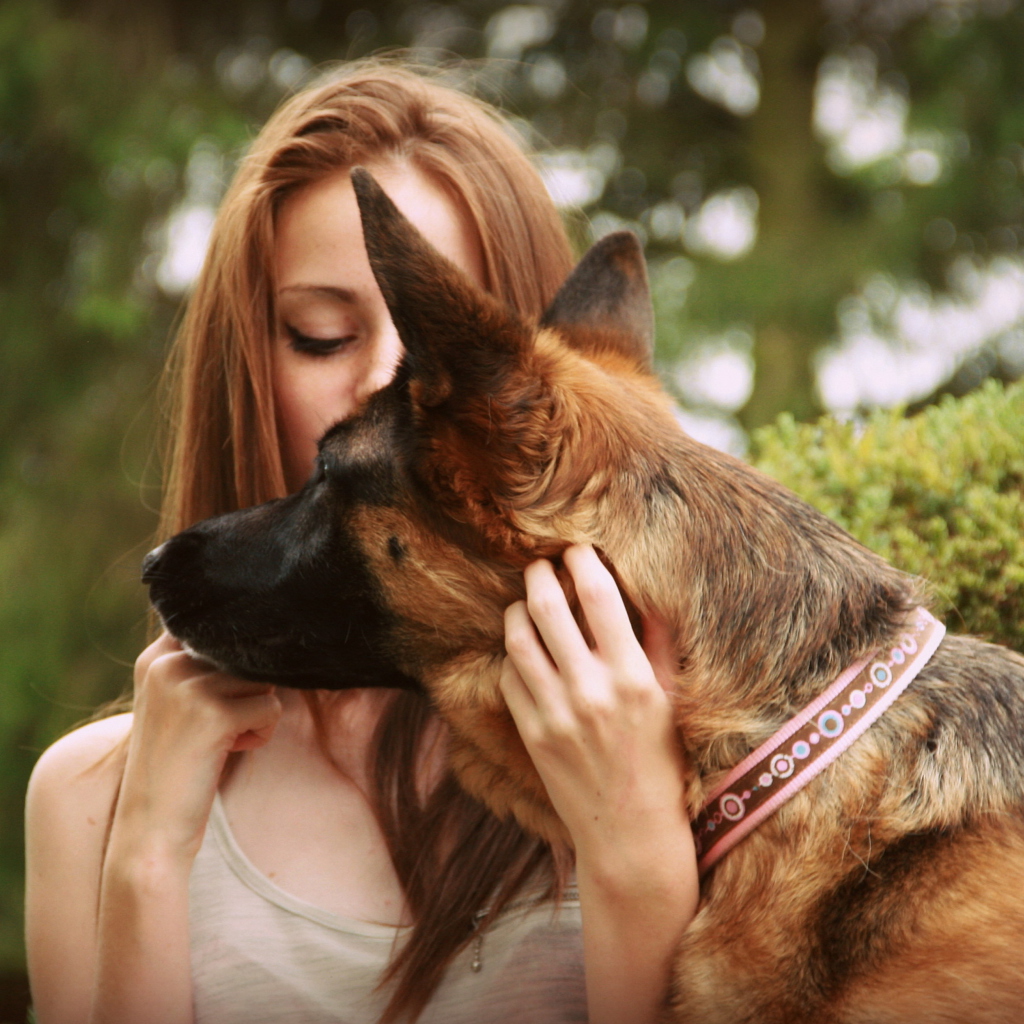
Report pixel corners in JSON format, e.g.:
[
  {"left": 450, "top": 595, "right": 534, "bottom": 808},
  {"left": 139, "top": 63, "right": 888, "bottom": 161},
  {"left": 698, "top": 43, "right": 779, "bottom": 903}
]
[{"left": 356, "top": 319, "right": 403, "bottom": 400}]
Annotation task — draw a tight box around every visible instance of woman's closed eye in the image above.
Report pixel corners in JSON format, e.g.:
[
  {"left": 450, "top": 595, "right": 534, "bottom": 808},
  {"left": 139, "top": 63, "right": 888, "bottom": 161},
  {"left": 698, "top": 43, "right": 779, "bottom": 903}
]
[{"left": 285, "top": 324, "right": 358, "bottom": 356}]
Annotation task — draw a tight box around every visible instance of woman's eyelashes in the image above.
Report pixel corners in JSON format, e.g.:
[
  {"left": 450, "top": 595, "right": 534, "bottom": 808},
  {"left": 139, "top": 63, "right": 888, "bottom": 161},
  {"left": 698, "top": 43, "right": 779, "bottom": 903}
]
[{"left": 284, "top": 323, "right": 358, "bottom": 356}]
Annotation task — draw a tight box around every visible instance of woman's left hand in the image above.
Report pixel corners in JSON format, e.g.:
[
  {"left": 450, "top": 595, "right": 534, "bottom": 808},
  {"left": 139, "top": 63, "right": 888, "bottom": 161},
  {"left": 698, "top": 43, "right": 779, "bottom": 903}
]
[
  {"left": 500, "top": 543, "right": 686, "bottom": 867},
  {"left": 500, "top": 543, "right": 698, "bottom": 1024}
]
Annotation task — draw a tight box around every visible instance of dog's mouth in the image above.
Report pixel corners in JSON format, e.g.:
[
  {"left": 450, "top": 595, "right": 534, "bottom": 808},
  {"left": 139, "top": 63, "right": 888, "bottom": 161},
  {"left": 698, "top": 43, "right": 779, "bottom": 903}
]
[
  {"left": 147, "top": 615, "right": 291, "bottom": 680},
  {"left": 142, "top": 500, "right": 423, "bottom": 693},
  {"left": 169, "top": 627, "right": 417, "bottom": 690}
]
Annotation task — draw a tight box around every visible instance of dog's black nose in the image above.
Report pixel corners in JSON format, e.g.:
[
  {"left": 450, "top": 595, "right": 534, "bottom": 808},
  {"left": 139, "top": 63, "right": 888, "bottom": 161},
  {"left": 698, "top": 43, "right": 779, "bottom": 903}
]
[{"left": 141, "top": 542, "right": 167, "bottom": 584}]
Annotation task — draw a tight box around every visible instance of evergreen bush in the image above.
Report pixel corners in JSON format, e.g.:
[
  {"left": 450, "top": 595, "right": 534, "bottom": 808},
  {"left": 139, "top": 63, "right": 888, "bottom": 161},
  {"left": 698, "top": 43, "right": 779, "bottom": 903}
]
[{"left": 750, "top": 379, "right": 1024, "bottom": 652}]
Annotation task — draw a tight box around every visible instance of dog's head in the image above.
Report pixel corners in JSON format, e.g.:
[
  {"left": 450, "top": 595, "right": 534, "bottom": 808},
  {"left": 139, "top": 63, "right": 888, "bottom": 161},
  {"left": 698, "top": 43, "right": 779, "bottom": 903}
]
[{"left": 145, "top": 167, "right": 681, "bottom": 683}]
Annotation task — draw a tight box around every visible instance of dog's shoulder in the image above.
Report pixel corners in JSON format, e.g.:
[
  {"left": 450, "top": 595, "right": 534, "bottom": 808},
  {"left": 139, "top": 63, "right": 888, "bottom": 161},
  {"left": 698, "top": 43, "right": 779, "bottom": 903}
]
[
  {"left": 922, "top": 630, "right": 1024, "bottom": 692},
  {"left": 893, "top": 632, "right": 1024, "bottom": 811}
]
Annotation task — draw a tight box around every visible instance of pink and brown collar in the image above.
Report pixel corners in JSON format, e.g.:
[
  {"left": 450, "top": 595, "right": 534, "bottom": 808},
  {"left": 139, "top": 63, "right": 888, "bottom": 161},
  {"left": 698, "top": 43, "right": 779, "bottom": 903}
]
[{"left": 692, "top": 607, "right": 946, "bottom": 876}]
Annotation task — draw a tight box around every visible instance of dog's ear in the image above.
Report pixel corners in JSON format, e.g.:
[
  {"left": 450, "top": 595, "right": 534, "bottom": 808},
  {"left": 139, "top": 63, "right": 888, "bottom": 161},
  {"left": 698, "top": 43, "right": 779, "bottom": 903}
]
[
  {"left": 540, "top": 232, "right": 653, "bottom": 371},
  {"left": 351, "top": 166, "right": 530, "bottom": 408},
  {"left": 351, "top": 167, "right": 637, "bottom": 539}
]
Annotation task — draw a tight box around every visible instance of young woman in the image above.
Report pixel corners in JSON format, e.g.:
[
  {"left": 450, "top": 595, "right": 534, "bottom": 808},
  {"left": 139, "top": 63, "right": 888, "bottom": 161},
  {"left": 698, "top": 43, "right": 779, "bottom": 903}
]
[{"left": 25, "top": 63, "right": 699, "bottom": 1024}]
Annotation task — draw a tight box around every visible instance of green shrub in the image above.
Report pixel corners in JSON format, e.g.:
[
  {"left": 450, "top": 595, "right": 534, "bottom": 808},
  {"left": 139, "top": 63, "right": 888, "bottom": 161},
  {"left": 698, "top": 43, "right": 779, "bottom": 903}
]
[{"left": 750, "top": 379, "right": 1024, "bottom": 652}]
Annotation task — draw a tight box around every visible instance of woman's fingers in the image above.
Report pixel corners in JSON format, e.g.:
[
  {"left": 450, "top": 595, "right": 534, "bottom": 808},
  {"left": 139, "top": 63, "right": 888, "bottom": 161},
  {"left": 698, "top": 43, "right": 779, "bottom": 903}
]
[
  {"left": 499, "top": 653, "right": 543, "bottom": 745},
  {"left": 503, "top": 600, "right": 563, "bottom": 707},
  {"left": 122, "top": 639, "right": 286, "bottom": 857},
  {"left": 228, "top": 689, "right": 283, "bottom": 751},
  {"left": 134, "top": 636, "right": 282, "bottom": 753},
  {"left": 563, "top": 545, "right": 641, "bottom": 660},
  {"left": 641, "top": 613, "right": 678, "bottom": 693},
  {"left": 133, "top": 631, "right": 180, "bottom": 687},
  {"left": 501, "top": 546, "right": 688, "bottom": 867},
  {"left": 516, "top": 545, "right": 657, "bottom": 691},
  {"left": 180, "top": 670, "right": 281, "bottom": 752},
  {"left": 522, "top": 558, "right": 594, "bottom": 671}
]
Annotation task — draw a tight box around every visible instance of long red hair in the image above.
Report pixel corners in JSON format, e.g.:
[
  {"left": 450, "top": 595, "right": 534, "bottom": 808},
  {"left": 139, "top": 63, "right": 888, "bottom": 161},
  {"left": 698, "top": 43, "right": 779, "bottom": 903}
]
[{"left": 157, "top": 61, "right": 575, "bottom": 1023}]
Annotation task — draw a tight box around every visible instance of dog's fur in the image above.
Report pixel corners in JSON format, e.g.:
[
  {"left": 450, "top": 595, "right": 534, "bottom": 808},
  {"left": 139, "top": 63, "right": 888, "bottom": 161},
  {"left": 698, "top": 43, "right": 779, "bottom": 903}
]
[{"left": 145, "top": 168, "right": 1024, "bottom": 1021}]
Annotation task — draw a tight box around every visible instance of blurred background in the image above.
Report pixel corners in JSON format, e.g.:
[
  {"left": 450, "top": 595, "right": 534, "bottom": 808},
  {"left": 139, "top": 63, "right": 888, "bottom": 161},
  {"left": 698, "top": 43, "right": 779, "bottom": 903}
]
[{"left": 3, "top": 0, "right": 1024, "bottom": 1013}]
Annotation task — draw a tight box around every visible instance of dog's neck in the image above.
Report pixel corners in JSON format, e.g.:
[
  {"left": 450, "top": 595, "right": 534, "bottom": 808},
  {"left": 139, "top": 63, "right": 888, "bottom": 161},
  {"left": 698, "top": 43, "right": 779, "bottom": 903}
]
[
  {"left": 691, "top": 606, "right": 945, "bottom": 873},
  {"left": 609, "top": 437, "right": 920, "bottom": 787}
]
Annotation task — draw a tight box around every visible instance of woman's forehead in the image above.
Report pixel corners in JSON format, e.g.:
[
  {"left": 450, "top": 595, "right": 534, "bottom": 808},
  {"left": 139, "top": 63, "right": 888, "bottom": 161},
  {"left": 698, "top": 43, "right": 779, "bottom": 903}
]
[{"left": 273, "top": 161, "right": 485, "bottom": 293}]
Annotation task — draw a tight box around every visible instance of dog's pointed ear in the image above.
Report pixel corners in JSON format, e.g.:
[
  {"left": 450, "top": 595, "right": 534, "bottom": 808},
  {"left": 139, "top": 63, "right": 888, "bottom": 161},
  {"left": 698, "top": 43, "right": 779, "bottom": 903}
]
[
  {"left": 351, "top": 166, "right": 530, "bottom": 407},
  {"left": 540, "top": 232, "right": 653, "bottom": 371}
]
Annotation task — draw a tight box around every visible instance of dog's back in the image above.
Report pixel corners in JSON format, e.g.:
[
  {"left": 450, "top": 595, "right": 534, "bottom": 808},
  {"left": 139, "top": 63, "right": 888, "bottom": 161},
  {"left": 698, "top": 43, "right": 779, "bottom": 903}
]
[{"left": 671, "top": 631, "right": 1024, "bottom": 1023}]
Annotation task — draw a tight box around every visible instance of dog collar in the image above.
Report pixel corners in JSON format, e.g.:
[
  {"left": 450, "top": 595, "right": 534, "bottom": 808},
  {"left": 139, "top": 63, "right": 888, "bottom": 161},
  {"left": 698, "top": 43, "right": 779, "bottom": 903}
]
[{"left": 692, "top": 607, "right": 945, "bottom": 876}]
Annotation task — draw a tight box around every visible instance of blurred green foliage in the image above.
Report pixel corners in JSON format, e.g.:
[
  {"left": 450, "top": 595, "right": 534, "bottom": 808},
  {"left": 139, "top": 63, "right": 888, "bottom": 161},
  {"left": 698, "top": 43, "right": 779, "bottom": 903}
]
[
  {"left": 752, "top": 378, "right": 1024, "bottom": 650},
  {"left": 0, "top": 0, "right": 250, "bottom": 971},
  {"left": 3, "top": 0, "right": 1024, "bottom": 993}
]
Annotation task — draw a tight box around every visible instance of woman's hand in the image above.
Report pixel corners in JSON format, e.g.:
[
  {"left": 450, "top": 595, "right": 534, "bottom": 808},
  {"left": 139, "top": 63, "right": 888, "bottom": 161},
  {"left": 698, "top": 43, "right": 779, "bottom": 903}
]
[
  {"left": 119, "top": 632, "right": 283, "bottom": 864},
  {"left": 500, "top": 544, "right": 698, "bottom": 1024},
  {"left": 500, "top": 544, "right": 685, "bottom": 867}
]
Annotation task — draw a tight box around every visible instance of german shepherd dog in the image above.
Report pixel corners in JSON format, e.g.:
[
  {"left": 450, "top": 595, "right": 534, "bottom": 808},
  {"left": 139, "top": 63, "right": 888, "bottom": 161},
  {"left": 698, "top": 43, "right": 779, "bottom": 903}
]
[{"left": 145, "top": 168, "right": 1024, "bottom": 1021}]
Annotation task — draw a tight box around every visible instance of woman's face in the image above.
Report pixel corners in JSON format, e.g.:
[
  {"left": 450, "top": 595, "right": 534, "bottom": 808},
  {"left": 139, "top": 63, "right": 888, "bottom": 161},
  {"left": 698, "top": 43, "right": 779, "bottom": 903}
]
[{"left": 272, "top": 159, "right": 485, "bottom": 491}]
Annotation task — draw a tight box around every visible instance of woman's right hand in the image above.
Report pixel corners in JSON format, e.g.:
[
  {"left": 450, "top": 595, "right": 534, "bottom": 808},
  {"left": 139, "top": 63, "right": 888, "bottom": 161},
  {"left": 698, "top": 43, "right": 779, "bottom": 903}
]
[{"left": 117, "top": 632, "right": 283, "bottom": 865}]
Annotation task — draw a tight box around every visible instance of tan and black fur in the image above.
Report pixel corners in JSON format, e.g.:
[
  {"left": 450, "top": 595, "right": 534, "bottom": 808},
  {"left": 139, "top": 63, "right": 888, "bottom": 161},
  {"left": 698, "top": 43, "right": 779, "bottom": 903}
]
[{"left": 145, "top": 168, "right": 1024, "bottom": 1021}]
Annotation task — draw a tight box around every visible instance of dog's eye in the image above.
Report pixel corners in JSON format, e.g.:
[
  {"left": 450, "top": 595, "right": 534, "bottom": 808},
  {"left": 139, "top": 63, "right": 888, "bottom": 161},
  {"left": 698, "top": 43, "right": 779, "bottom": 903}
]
[{"left": 311, "top": 457, "right": 327, "bottom": 485}]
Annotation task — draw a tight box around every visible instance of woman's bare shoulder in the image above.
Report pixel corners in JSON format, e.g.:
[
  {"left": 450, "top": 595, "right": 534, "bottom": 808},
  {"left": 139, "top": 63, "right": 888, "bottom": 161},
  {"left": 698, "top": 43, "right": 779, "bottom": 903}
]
[
  {"left": 26, "top": 715, "right": 134, "bottom": 1021},
  {"left": 27, "top": 713, "right": 133, "bottom": 823}
]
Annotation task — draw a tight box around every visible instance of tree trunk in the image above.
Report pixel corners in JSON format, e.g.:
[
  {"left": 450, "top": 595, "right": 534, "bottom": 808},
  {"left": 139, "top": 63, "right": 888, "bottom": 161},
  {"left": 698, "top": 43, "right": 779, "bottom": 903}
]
[{"left": 740, "top": 0, "right": 827, "bottom": 428}]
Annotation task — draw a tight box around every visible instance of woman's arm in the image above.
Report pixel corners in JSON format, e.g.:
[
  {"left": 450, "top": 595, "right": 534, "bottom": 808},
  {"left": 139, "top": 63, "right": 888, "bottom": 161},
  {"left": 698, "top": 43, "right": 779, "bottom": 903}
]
[
  {"left": 26, "top": 713, "right": 131, "bottom": 1024},
  {"left": 25, "top": 634, "right": 282, "bottom": 1024},
  {"left": 500, "top": 544, "right": 698, "bottom": 1024}
]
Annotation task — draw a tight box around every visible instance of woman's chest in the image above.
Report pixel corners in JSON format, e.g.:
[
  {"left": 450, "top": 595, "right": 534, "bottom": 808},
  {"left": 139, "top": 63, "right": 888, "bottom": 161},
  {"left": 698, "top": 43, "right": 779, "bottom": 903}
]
[
  {"left": 218, "top": 708, "right": 409, "bottom": 926},
  {"left": 189, "top": 803, "right": 586, "bottom": 1024}
]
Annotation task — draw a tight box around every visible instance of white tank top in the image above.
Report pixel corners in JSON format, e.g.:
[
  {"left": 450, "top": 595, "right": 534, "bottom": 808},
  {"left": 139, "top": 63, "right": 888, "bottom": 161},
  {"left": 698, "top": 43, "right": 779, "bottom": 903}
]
[{"left": 189, "top": 794, "right": 587, "bottom": 1023}]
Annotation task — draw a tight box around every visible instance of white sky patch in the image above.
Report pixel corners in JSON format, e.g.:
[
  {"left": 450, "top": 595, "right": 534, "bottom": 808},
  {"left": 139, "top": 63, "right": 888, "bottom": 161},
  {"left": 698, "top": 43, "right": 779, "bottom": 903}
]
[
  {"left": 675, "top": 343, "right": 755, "bottom": 413},
  {"left": 155, "top": 139, "right": 225, "bottom": 295},
  {"left": 612, "top": 5, "right": 649, "bottom": 49},
  {"left": 269, "top": 48, "right": 312, "bottom": 91},
  {"left": 586, "top": 140, "right": 621, "bottom": 178},
  {"left": 651, "top": 254, "right": 696, "bottom": 295},
  {"left": 592, "top": 5, "right": 649, "bottom": 49},
  {"left": 817, "top": 256, "right": 1024, "bottom": 412},
  {"left": 486, "top": 5, "right": 554, "bottom": 60},
  {"left": 588, "top": 209, "right": 646, "bottom": 245},
  {"left": 814, "top": 49, "right": 908, "bottom": 172},
  {"left": 673, "top": 407, "right": 749, "bottom": 457},
  {"left": 686, "top": 36, "right": 760, "bottom": 117},
  {"left": 536, "top": 148, "right": 607, "bottom": 208},
  {"left": 216, "top": 39, "right": 271, "bottom": 96},
  {"left": 156, "top": 204, "right": 215, "bottom": 294},
  {"left": 536, "top": 142, "right": 621, "bottom": 209},
  {"left": 685, "top": 187, "right": 759, "bottom": 260},
  {"left": 637, "top": 68, "right": 672, "bottom": 107},
  {"left": 903, "top": 146, "right": 943, "bottom": 185},
  {"left": 646, "top": 200, "right": 686, "bottom": 242},
  {"left": 674, "top": 327, "right": 755, "bottom": 410},
  {"left": 732, "top": 9, "right": 765, "bottom": 48},
  {"left": 814, "top": 50, "right": 952, "bottom": 186},
  {"left": 529, "top": 53, "right": 567, "bottom": 100}
]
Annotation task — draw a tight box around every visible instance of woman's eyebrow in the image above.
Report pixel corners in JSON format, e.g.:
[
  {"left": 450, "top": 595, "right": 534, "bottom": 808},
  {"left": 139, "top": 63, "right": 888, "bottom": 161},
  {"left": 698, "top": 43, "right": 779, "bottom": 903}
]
[{"left": 277, "top": 284, "right": 359, "bottom": 303}]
